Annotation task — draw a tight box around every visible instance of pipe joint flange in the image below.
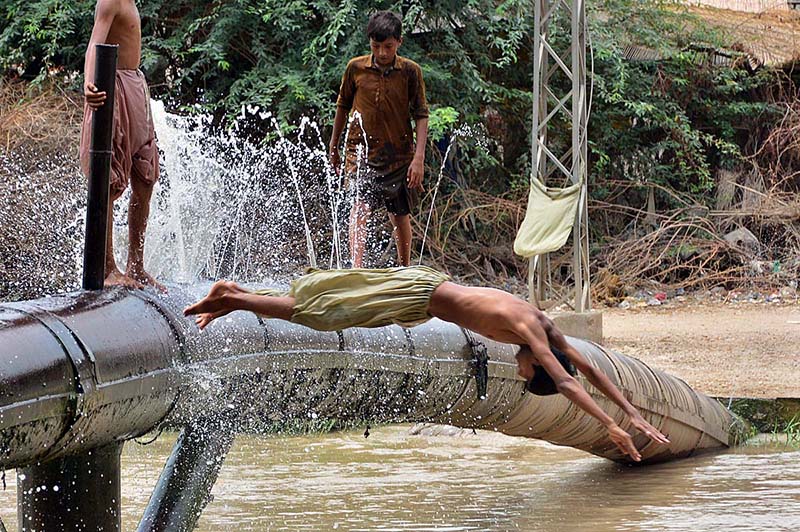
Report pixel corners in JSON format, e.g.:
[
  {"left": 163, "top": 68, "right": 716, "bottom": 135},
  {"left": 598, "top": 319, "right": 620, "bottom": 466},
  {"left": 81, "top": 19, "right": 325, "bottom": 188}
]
[{"left": 2, "top": 302, "right": 97, "bottom": 397}]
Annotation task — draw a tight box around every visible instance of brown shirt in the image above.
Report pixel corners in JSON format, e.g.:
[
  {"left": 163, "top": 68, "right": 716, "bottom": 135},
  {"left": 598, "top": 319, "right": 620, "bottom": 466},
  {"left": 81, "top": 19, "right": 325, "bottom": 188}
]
[{"left": 336, "top": 54, "right": 429, "bottom": 174}]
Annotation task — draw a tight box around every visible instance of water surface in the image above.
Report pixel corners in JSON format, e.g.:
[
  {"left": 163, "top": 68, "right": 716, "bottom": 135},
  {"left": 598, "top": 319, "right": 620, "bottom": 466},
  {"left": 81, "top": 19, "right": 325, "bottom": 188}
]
[{"left": 1, "top": 426, "right": 798, "bottom": 531}]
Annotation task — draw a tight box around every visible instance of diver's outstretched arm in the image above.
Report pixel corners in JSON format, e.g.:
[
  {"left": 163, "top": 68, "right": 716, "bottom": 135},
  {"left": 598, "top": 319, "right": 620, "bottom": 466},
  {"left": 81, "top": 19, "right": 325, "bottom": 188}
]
[
  {"left": 518, "top": 326, "right": 644, "bottom": 462},
  {"left": 544, "top": 321, "right": 670, "bottom": 445},
  {"left": 184, "top": 281, "right": 295, "bottom": 330}
]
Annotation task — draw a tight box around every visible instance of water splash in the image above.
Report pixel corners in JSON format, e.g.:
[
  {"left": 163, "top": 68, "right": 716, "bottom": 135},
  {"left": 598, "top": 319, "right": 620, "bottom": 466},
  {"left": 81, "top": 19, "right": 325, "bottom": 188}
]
[
  {"left": 1, "top": 97, "right": 480, "bottom": 299},
  {"left": 0, "top": 149, "right": 85, "bottom": 299},
  {"left": 129, "top": 102, "right": 345, "bottom": 283}
]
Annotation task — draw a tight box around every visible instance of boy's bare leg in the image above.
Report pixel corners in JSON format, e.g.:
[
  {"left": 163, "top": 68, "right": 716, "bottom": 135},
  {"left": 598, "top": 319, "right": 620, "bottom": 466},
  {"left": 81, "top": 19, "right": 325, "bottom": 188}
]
[
  {"left": 349, "top": 200, "right": 370, "bottom": 268},
  {"left": 126, "top": 178, "right": 164, "bottom": 290},
  {"left": 104, "top": 199, "right": 143, "bottom": 289},
  {"left": 184, "top": 281, "right": 295, "bottom": 330},
  {"left": 388, "top": 213, "right": 412, "bottom": 266}
]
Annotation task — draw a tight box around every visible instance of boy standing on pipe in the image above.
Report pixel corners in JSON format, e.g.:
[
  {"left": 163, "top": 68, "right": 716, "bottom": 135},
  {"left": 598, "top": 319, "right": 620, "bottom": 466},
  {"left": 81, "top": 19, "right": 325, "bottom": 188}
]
[
  {"left": 329, "top": 11, "right": 429, "bottom": 267},
  {"left": 80, "top": 0, "right": 162, "bottom": 290},
  {"left": 184, "top": 266, "right": 670, "bottom": 461}
]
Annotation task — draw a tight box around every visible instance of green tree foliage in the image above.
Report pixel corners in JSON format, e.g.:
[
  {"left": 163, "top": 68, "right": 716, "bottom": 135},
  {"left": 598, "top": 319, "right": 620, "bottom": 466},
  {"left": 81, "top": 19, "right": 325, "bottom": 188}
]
[
  {"left": 1, "top": 1, "right": 532, "bottom": 124},
  {"left": 0, "top": 0, "right": 93, "bottom": 79},
  {"left": 586, "top": 1, "right": 780, "bottom": 202},
  {"left": 0, "top": 0, "right": 785, "bottom": 200}
]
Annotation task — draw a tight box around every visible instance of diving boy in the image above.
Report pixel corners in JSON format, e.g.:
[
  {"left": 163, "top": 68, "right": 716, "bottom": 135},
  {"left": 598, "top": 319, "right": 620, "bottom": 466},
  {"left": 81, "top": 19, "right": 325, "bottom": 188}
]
[
  {"left": 184, "top": 266, "right": 670, "bottom": 461},
  {"left": 329, "top": 11, "right": 429, "bottom": 267}
]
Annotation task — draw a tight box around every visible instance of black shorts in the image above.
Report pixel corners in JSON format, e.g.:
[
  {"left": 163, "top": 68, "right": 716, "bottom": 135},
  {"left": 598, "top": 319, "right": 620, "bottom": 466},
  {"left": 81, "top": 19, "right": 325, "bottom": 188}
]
[{"left": 350, "top": 164, "right": 418, "bottom": 216}]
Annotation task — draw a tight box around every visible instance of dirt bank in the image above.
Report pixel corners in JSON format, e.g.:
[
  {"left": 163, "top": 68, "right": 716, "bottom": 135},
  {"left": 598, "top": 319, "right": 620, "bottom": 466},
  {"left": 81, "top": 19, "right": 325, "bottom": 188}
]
[{"left": 603, "top": 302, "right": 800, "bottom": 398}]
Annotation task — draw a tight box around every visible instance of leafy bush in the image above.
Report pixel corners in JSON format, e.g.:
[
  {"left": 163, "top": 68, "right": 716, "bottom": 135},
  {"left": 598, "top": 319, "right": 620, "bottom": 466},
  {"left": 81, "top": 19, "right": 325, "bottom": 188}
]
[{"left": 0, "top": 0, "right": 790, "bottom": 237}]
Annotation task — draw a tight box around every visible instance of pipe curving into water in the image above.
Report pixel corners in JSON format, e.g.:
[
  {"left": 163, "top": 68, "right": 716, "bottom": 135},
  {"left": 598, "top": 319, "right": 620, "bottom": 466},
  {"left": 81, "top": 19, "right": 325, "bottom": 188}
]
[{"left": 0, "top": 284, "right": 749, "bottom": 473}]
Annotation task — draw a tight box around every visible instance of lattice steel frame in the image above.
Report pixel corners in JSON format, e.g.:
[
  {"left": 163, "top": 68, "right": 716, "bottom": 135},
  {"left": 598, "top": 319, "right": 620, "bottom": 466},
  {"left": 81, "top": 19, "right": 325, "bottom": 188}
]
[{"left": 529, "top": 0, "right": 591, "bottom": 312}]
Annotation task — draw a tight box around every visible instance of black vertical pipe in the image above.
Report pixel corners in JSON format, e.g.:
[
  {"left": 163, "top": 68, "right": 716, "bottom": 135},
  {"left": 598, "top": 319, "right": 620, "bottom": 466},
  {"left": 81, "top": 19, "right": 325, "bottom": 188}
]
[
  {"left": 17, "top": 43, "right": 124, "bottom": 532},
  {"left": 18, "top": 443, "right": 123, "bottom": 532},
  {"left": 137, "top": 421, "right": 235, "bottom": 532},
  {"left": 82, "top": 43, "right": 119, "bottom": 290}
]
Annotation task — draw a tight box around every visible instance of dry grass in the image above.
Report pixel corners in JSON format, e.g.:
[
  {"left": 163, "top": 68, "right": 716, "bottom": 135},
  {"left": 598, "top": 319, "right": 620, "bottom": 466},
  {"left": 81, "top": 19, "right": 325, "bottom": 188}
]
[
  {"left": 413, "top": 187, "right": 526, "bottom": 284},
  {"left": 413, "top": 183, "right": 800, "bottom": 303},
  {"left": 594, "top": 203, "right": 800, "bottom": 301},
  {"left": 0, "top": 78, "right": 82, "bottom": 161},
  {"left": 683, "top": 1, "right": 794, "bottom": 14},
  {"left": 0, "top": 79, "right": 85, "bottom": 300}
]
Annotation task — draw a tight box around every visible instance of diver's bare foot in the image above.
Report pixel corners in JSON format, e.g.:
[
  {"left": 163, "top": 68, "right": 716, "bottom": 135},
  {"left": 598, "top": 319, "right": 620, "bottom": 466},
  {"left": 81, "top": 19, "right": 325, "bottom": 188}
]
[
  {"left": 183, "top": 280, "right": 242, "bottom": 328},
  {"left": 128, "top": 268, "right": 166, "bottom": 293},
  {"left": 105, "top": 269, "right": 144, "bottom": 289}
]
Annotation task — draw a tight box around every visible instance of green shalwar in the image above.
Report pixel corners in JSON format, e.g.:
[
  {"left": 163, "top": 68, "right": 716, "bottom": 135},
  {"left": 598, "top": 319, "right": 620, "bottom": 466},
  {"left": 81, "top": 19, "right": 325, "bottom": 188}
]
[{"left": 253, "top": 266, "right": 450, "bottom": 331}]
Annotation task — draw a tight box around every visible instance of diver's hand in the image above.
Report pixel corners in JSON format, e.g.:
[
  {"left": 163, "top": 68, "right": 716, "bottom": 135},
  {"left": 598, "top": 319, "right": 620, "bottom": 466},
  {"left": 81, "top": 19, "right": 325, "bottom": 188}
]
[
  {"left": 607, "top": 423, "right": 641, "bottom": 462},
  {"left": 630, "top": 413, "right": 670, "bottom": 445}
]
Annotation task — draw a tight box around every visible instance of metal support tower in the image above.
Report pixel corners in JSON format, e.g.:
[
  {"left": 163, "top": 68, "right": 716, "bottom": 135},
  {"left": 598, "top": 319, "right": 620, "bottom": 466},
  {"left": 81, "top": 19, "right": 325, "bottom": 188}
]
[{"left": 529, "top": 0, "right": 591, "bottom": 312}]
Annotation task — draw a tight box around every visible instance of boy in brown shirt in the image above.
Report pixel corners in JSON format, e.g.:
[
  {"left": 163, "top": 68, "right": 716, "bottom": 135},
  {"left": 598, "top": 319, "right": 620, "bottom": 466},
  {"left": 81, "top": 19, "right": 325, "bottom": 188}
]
[
  {"left": 329, "top": 11, "right": 429, "bottom": 267},
  {"left": 80, "top": 0, "right": 161, "bottom": 290}
]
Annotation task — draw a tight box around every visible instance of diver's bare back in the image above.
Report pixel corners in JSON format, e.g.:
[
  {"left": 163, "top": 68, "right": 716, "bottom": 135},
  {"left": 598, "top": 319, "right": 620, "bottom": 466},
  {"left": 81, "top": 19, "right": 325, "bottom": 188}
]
[
  {"left": 101, "top": 0, "right": 142, "bottom": 68},
  {"left": 429, "top": 282, "right": 534, "bottom": 344}
]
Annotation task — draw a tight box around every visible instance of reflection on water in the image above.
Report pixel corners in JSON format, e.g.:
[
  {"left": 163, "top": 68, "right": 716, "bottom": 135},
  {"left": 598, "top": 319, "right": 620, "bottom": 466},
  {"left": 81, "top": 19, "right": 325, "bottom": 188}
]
[{"left": 1, "top": 427, "right": 798, "bottom": 531}]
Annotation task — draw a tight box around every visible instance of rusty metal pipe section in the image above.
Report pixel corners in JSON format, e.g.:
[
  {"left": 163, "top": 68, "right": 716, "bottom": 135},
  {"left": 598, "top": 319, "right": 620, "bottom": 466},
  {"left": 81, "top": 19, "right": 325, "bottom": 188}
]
[
  {"left": 470, "top": 337, "right": 750, "bottom": 462},
  {"left": 1, "top": 285, "right": 747, "bottom": 474}
]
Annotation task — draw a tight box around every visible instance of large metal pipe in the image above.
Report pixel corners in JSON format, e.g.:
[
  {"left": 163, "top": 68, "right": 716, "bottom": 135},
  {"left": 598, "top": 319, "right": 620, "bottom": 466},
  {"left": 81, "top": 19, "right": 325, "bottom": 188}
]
[
  {"left": 1, "top": 289, "right": 173, "bottom": 532},
  {"left": 0, "top": 285, "right": 749, "bottom": 529},
  {"left": 0, "top": 291, "right": 176, "bottom": 472},
  {"left": 0, "top": 285, "right": 748, "bottom": 473},
  {"left": 82, "top": 43, "right": 118, "bottom": 290}
]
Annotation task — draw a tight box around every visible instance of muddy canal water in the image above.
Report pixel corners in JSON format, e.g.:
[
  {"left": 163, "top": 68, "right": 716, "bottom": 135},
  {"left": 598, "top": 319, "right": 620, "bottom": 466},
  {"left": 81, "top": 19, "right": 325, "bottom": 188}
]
[{"left": 1, "top": 426, "right": 798, "bottom": 531}]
